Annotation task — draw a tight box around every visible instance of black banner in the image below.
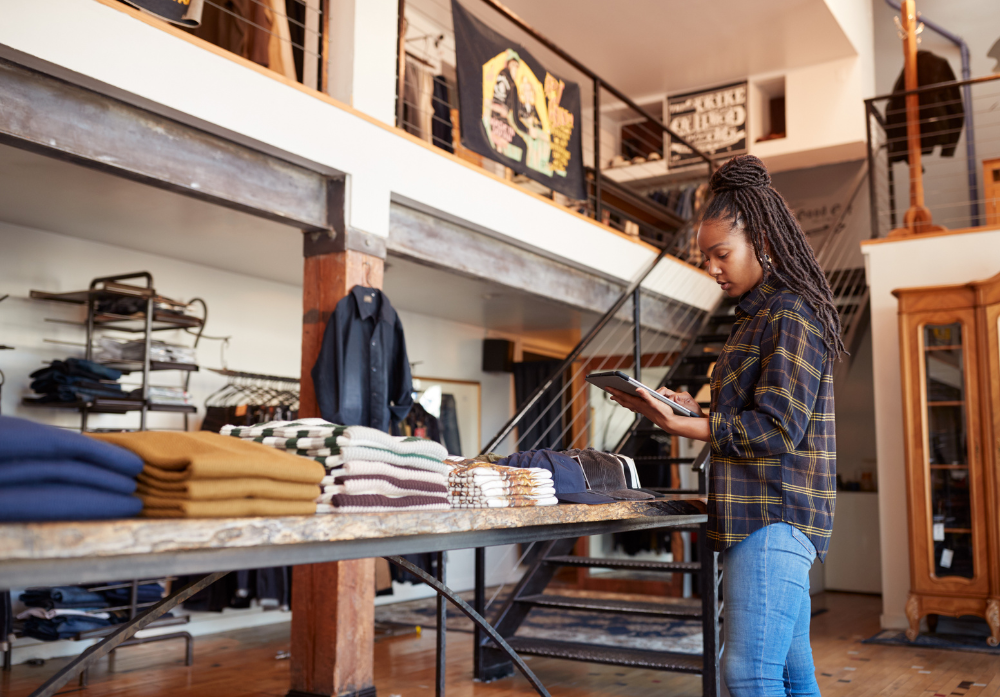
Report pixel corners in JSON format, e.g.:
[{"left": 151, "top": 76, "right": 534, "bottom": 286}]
[
  {"left": 667, "top": 82, "right": 747, "bottom": 167},
  {"left": 452, "top": 0, "right": 585, "bottom": 200}
]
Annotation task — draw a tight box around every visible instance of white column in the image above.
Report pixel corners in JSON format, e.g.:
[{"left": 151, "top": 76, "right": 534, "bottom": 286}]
[{"left": 326, "top": 0, "right": 399, "bottom": 125}]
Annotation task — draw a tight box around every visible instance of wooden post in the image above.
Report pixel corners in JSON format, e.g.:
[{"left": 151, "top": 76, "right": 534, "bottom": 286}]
[
  {"left": 290, "top": 186, "right": 385, "bottom": 696},
  {"left": 893, "top": 0, "right": 944, "bottom": 236}
]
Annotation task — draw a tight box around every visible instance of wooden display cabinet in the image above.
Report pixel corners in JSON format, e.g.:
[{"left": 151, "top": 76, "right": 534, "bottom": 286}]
[{"left": 893, "top": 272, "right": 1000, "bottom": 645}]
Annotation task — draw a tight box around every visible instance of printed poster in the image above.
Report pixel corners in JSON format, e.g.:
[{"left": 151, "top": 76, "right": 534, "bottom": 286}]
[
  {"left": 667, "top": 82, "right": 747, "bottom": 167},
  {"left": 452, "top": 0, "right": 586, "bottom": 200}
]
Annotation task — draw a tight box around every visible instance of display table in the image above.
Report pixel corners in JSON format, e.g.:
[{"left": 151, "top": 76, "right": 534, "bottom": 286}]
[{"left": 0, "top": 498, "right": 707, "bottom": 697}]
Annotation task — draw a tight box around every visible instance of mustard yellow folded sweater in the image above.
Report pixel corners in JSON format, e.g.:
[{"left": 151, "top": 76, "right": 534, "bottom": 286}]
[
  {"left": 89, "top": 431, "right": 324, "bottom": 484},
  {"left": 136, "top": 477, "right": 319, "bottom": 501},
  {"left": 139, "top": 497, "right": 317, "bottom": 518}
]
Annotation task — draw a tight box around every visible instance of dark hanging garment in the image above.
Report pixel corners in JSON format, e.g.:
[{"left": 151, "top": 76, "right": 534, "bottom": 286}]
[
  {"left": 194, "top": 0, "right": 271, "bottom": 67},
  {"left": 885, "top": 51, "right": 965, "bottom": 164},
  {"left": 439, "top": 394, "right": 462, "bottom": 455},
  {"left": 512, "top": 360, "right": 565, "bottom": 451},
  {"left": 311, "top": 286, "right": 414, "bottom": 431},
  {"left": 432, "top": 75, "right": 455, "bottom": 153}
]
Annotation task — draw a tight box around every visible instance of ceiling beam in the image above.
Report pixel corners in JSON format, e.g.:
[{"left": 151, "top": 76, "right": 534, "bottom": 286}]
[
  {"left": 0, "top": 58, "right": 328, "bottom": 231},
  {"left": 388, "top": 202, "right": 702, "bottom": 338}
]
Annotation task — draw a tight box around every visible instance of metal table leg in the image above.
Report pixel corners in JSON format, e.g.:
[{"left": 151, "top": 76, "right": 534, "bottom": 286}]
[
  {"left": 383, "top": 556, "right": 550, "bottom": 697},
  {"left": 435, "top": 551, "right": 446, "bottom": 697},
  {"left": 26, "top": 572, "right": 228, "bottom": 697}
]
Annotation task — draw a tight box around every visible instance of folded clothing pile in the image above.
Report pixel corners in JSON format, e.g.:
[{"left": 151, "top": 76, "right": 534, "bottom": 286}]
[
  {"left": 222, "top": 419, "right": 451, "bottom": 512},
  {"left": 89, "top": 431, "right": 324, "bottom": 518},
  {"left": 25, "top": 358, "right": 126, "bottom": 404},
  {"left": 97, "top": 337, "right": 197, "bottom": 365},
  {"left": 17, "top": 582, "right": 164, "bottom": 641},
  {"left": 446, "top": 461, "right": 557, "bottom": 508},
  {"left": 140, "top": 386, "right": 193, "bottom": 407},
  {"left": 0, "top": 415, "right": 144, "bottom": 521}
]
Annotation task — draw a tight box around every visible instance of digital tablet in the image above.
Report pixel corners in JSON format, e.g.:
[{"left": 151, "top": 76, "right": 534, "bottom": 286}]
[{"left": 586, "top": 370, "right": 699, "bottom": 418}]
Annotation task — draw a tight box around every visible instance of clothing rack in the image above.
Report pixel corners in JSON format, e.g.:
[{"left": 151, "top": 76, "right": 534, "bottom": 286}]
[{"left": 207, "top": 368, "right": 299, "bottom": 384}]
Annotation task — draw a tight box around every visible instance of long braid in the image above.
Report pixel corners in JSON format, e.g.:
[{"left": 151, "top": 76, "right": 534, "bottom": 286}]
[{"left": 703, "top": 155, "right": 846, "bottom": 358}]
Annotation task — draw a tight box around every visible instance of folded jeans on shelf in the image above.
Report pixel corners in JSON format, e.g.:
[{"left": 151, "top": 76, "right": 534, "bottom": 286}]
[
  {"left": 136, "top": 476, "right": 320, "bottom": 501},
  {"left": 22, "top": 614, "right": 114, "bottom": 641},
  {"left": 20, "top": 587, "right": 110, "bottom": 610}
]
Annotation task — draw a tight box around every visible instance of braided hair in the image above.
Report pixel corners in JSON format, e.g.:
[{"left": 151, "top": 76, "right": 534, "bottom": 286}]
[{"left": 702, "top": 155, "right": 845, "bottom": 358}]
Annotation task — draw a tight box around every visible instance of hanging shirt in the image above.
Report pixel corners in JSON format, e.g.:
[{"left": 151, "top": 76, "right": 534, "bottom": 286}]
[
  {"left": 707, "top": 277, "right": 836, "bottom": 561},
  {"left": 311, "top": 286, "right": 413, "bottom": 432}
]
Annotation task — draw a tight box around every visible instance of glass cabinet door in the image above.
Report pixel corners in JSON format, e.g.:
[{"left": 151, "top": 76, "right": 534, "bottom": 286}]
[{"left": 923, "top": 323, "right": 974, "bottom": 579}]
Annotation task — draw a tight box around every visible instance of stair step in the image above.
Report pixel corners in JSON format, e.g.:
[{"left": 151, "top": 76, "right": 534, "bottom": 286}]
[
  {"left": 517, "top": 594, "right": 703, "bottom": 620},
  {"left": 693, "top": 333, "right": 731, "bottom": 344},
  {"left": 499, "top": 637, "right": 704, "bottom": 673},
  {"left": 681, "top": 354, "right": 719, "bottom": 365},
  {"left": 544, "top": 555, "right": 701, "bottom": 573},
  {"left": 663, "top": 375, "right": 711, "bottom": 386},
  {"left": 630, "top": 456, "right": 695, "bottom": 464}
]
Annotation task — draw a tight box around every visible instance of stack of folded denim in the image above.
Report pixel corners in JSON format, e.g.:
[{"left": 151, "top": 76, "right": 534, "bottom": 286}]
[
  {"left": 0, "top": 416, "right": 144, "bottom": 521},
  {"left": 89, "top": 431, "right": 324, "bottom": 517},
  {"left": 25, "top": 358, "right": 126, "bottom": 404},
  {"left": 223, "top": 419, "right": 451, "bottom": 512},
  {"left": 17, "top": 582, "right": 165, "bottom": 641}
]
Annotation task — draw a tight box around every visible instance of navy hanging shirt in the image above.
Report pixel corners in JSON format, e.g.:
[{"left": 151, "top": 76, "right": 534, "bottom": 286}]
[{"left": 311, "top": 286, "right": 414, "bottom": 431}]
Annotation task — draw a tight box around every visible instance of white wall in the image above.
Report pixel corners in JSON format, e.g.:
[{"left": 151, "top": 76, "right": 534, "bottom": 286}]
[
  {"left": 861, "top": 226, "right": 1000, "bottom": 629},
  {"left": 0, "top": 0, "right": 718, "bottom": 315}
]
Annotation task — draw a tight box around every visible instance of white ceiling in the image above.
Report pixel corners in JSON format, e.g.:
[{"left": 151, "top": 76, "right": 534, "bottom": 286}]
[
  {"left": 0, "top": 144, "right": 593, "bottom": 341},
  {"left": 452, "top": 0, "right": 857, "bottom": 99}
]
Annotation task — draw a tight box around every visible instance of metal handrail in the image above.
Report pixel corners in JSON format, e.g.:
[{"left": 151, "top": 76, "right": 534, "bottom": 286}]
[
  {"left": 863, "top": 71, "right": 1000, "bottom": 105},
  {"left": 480, "top": 245, "right": 670, "bottom": 454}
]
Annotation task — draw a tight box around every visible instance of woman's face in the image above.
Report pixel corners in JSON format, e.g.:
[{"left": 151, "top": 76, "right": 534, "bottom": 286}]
[{"left": 697, "top": 216, "right": 764, "bottom": 298}]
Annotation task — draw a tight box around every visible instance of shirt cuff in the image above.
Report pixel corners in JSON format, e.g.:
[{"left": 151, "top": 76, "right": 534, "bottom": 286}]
[{"left": 710, "top": 412, "right": 734, "bottom": 456}]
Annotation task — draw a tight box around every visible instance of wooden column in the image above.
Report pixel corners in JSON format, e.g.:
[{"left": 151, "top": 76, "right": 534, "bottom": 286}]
[
  {"left": 893, "top": 0, "right": 944, "bottom": 236},
  {"left": 290, "top": 185, "right": 385, "bottom": 697}
]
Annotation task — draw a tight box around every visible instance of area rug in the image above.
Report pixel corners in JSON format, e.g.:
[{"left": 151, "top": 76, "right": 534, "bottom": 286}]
[
  {"left": 863, "top": 616, "right": 999, "bottom": 655},
  {"left": 374, "top": 588, "right": 704, "bottom": 655}
]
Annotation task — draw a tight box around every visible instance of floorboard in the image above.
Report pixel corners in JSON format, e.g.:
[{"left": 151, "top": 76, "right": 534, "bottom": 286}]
[{"left": 2, "top": 592, "right": 998, "bottom": 697}]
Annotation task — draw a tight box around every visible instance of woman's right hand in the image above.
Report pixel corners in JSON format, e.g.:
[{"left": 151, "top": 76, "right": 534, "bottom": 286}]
[{"left": 658, "top": 387, "right": 704, "bottom": 418}]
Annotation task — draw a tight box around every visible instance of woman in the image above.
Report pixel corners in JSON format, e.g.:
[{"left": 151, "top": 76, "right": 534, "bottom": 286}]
[{"left": 608, "top": 155, "right": 840, "bottom": 697}]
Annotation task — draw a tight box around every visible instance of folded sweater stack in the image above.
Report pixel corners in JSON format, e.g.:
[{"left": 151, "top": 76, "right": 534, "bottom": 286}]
[
  {"left": 89, "top": 431, "right": 324, "bottom": 518},
  {"left": 0, "top": 415, "right": 144, "bottom": 522},
  {"left": 446, "top": 461, "right": 557, "bottom": 508},
  {"left": 223, "top": 419, "right": 451, "bottom": 512}
]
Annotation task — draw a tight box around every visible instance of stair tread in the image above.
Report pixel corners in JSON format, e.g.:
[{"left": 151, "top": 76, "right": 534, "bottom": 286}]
[
  {"left": 693, "top": 334, "right": 731, "bottom": 343},
  {"left": 517, "top": 594, "right": 703, "bottom": 619},
  {"left": 499, "top": 637, "right": 704, "bottom": 673},
  {"left": 544, "top": 555, "right": 701, "bottom": 573}
]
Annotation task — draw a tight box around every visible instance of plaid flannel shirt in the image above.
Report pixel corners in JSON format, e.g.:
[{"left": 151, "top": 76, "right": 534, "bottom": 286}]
[{"left": 707, "top": 278, "right": 836, "bottom": 561}]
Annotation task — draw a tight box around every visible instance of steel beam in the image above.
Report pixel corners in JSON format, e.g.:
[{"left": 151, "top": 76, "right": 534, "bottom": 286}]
[{"left": 0, "top": 58, "right": 328, "bottom": 231}]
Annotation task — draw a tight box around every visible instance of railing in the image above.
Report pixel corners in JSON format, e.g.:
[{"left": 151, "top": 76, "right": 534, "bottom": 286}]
[
  {"left": 482, "top": 225, "right": 714, "bottom": 456},
  {"left": 397, "top": 0, "right": 715, "bottom": 251},
  {"left": 865, "top": 73, "right": 1000, "bottom": 236}
]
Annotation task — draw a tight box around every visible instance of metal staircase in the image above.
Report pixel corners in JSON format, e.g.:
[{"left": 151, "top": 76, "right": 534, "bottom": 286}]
[{"left": 477, "top": 525, "right": 721, "bottom": 695}]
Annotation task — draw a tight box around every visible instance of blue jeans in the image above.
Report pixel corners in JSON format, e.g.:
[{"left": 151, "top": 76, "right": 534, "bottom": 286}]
[{"left": 722, "top": 522, "right": 820, "bottom": 697}]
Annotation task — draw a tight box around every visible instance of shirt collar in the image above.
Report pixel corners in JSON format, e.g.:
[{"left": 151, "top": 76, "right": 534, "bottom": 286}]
[
  {"left": 736, "top": 276, "right": 783, "bottom": 317},
  {"left": 351, "top": 286, "right": 396, "bottom": 324}
]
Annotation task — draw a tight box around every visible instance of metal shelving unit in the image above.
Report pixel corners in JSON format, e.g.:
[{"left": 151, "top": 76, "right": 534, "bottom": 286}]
[{"left": 25, "top": 272, "right": 203, "bottom": 431}]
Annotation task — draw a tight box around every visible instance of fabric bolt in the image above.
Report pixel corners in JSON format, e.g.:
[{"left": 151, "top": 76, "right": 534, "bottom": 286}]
[
  {"left": 20, "top": 587, "right": 110, "bottom": 610},
  {"left": 0, "top": 415, "right": 142, "bottom": 475},
  {"left": 721, "top": 522, "right": 819, "bottom": 697},
  {"left": 138, "top": 496, "right": 317, "bottom": 518},
  {"left": 0, "top": 459, "right": 138, "bottom": 494},
  {"left": 0, "top": 485, "right": 143, "bottom": 522},
  {"left": 325, "top": 493, "right": 450, "bottom": 512},
  {"left": 90, "top": 431, "right": 324, "bottom": 484},
  {"left": 136, "top": 477, "right": 320, "bottom": 501},
  {"left": 310, "top": 286, "right": 414, "bottom": 431},
  {"left": 323, "top": 461, "right": 448, "bottom": 486},
  {"left": 707, "top": 277, "right": 836, "bottom": 561}
]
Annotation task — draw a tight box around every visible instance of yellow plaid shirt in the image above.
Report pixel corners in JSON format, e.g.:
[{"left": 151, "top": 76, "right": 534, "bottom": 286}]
[{"left": 707, "top": 278, "right": 836, "bottom": 561}]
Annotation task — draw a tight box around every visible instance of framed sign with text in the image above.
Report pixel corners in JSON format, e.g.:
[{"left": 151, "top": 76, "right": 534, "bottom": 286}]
[{"left": 667, "top": 82, "right": 747, "bottom": 167}]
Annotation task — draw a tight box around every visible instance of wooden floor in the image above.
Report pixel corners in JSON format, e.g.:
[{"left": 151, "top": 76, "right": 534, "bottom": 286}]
[{"left": 3, "top": 592, "right": 999, "bottom": 697}]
